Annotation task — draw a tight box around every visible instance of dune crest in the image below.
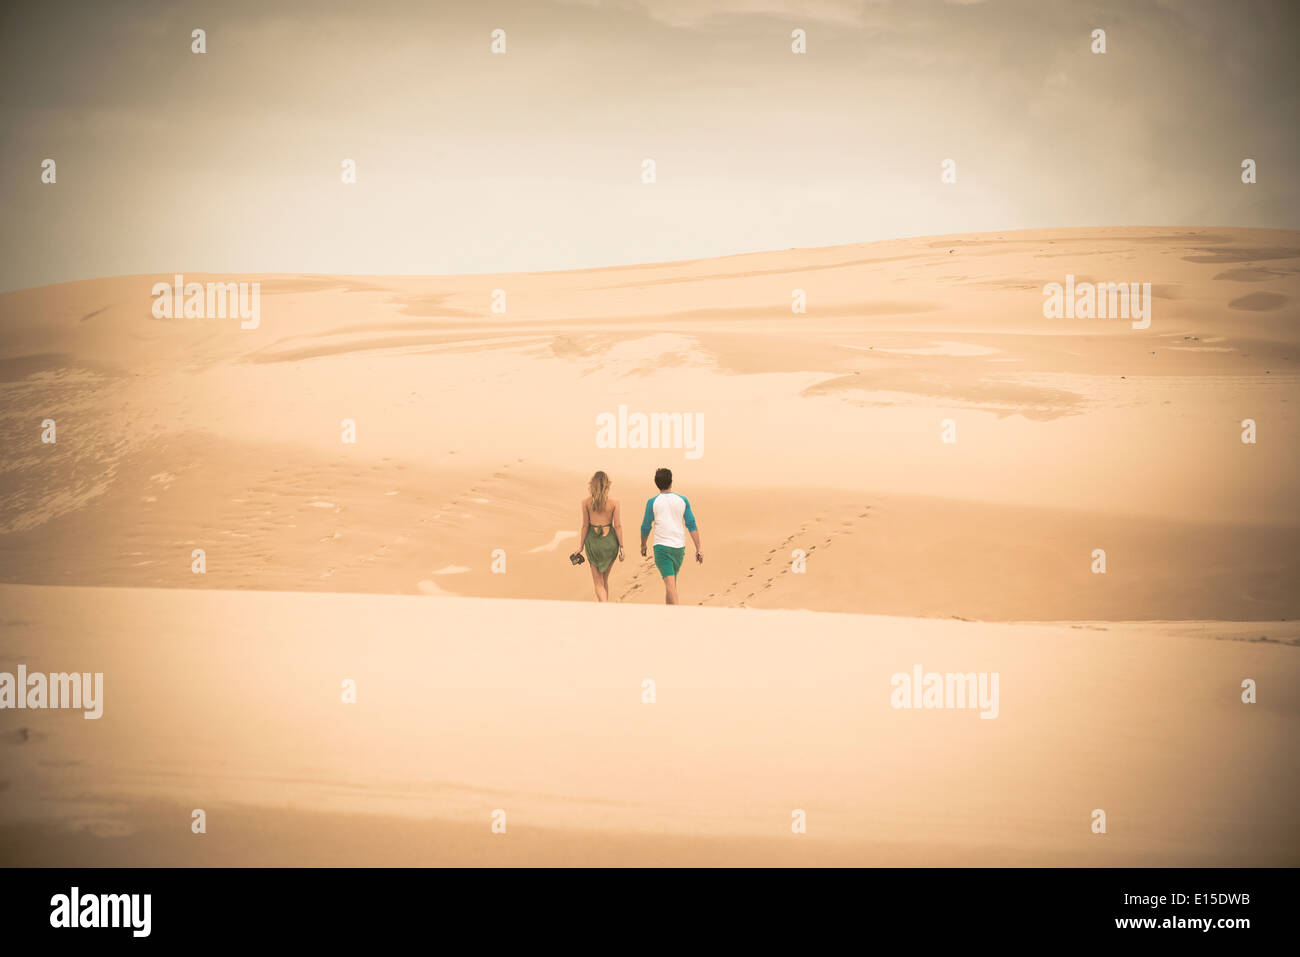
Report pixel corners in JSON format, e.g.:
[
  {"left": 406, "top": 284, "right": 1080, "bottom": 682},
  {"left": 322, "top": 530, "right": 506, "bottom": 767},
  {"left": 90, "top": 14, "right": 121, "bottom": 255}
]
[{"left": 0, "top": 228, "right": 1295, "bottom": 620}]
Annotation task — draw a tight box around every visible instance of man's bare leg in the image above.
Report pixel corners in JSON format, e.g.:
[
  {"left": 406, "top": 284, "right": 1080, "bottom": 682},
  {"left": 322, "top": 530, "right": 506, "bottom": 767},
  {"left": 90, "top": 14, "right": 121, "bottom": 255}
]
[{"left": 663, "top": 575, "right": 678, "bottom": 605}]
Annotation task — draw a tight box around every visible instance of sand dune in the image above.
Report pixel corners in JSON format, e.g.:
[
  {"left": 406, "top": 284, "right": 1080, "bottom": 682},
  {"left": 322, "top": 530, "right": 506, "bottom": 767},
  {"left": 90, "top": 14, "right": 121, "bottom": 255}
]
[
  {"left": 0, "top": 227, "right": 1297, "bottom": 619},
  {"left": 0, "top": 584, "right": 1295, "bottom": 866},
  {"left": 0, "top": 228, "right": 1296, "bottom": 865}
]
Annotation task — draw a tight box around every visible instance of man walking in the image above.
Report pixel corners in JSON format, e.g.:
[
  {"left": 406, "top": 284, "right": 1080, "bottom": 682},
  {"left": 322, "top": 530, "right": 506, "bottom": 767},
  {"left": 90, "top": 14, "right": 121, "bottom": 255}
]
[{"left": 639, "top": 468, "right": 703, "bottom": 605}]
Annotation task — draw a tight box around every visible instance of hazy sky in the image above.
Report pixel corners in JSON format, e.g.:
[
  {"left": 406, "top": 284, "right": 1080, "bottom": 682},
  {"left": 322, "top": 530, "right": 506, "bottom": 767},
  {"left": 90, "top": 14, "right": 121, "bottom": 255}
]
[{"left": 1, "top": 0, "right": 1296, "bottom": 290}]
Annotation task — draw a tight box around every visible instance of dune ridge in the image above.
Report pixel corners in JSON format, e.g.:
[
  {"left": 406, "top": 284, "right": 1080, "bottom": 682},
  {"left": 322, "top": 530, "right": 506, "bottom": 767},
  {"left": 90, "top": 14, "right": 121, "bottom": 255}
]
[
  {"left": 1, "top": 228, "right": 1296, "bottom": 865},
  {"left": 0, "top": 584, "right": 1295, "bottom": 866},
  {"left": 1, "top": 227, "right": 1297, "bottom": 619}
]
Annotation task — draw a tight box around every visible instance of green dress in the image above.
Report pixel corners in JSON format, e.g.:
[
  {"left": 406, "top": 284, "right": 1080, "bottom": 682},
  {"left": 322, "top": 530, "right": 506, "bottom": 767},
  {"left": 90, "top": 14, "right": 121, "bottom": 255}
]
[{"left": 584, "top": 524, "right": 619, "bottom": 572}]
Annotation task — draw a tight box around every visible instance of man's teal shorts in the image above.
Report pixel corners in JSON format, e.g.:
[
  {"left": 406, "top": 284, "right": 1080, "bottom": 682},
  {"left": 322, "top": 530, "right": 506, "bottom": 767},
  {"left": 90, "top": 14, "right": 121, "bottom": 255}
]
[{"left": 653, "top": 544, "right": 686, "bottom": 578}]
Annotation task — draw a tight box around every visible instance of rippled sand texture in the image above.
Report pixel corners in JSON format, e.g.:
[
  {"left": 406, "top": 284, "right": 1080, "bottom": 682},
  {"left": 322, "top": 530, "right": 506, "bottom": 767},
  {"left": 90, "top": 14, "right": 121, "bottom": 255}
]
[
  {"left": 1, "top": 228, "right": 1296, "bottom": 618},
  {"left": 0, "top": 228, "right": 1296, "bottom": 864}
]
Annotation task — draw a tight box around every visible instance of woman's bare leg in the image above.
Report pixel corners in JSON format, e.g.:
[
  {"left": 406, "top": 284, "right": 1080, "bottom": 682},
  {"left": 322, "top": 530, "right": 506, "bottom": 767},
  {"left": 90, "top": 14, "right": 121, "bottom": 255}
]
[{"left": 589, "top": 561, "right": 608, "bottom": 601}]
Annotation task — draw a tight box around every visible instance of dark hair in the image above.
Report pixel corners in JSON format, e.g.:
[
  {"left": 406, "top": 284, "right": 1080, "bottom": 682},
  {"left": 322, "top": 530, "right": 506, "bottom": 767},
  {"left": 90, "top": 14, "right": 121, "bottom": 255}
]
[{"left": 654, "top": 468, "right": 673, "bottom": 491}]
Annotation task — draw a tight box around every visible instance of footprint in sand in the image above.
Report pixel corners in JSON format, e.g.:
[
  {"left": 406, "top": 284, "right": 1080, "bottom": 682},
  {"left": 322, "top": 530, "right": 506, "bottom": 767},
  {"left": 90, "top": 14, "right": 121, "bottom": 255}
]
[
  {"left": 2, "top": 727, "right": 46, "bottom": 745},
  {"left": 344, "top": 460, "right": 532, "bottom": 578},
  {"left": 70, "top": 818, "right": 137, "bottom": 838}
]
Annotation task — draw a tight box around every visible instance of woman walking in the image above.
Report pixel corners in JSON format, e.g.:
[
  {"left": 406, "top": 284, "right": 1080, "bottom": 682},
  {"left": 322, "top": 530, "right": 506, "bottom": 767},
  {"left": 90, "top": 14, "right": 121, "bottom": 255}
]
[{"left": 575, "top": 470, "right": 624, "bottom": 601}]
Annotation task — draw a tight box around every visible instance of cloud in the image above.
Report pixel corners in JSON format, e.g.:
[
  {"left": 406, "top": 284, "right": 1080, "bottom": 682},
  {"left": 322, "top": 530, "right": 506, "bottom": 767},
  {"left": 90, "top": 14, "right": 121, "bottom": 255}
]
[{"left": 557, "top": 0, "right": 879, "bottom": 28}]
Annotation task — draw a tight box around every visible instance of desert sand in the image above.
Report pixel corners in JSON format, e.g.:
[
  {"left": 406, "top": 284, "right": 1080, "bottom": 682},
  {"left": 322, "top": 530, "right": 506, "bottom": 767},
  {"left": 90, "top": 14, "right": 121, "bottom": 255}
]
[
  {"left": 1, "top": 584, "right": 1296, "bottom": 866},
  {"left": 0, "top": 227, "right": 1297, "bottom": 864}
]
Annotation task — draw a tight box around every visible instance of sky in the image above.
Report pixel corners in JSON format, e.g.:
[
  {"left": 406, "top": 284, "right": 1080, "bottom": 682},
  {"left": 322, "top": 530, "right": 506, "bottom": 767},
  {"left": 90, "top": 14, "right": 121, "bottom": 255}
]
[{"left": 1, "top": 0, "right": 1296, "bottom": 290}]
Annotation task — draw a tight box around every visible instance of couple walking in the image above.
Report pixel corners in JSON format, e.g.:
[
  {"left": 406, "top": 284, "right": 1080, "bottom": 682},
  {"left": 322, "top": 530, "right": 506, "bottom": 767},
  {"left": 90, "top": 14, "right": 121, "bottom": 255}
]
[{"left": 573, "top": 468, "right": 703, "bottom": 604}]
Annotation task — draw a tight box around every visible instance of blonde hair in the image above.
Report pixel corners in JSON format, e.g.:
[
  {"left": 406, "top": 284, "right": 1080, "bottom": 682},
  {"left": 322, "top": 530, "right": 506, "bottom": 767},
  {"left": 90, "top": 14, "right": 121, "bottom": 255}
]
[{"left": 588, "top": 471, "right": 611, "bottom": 512}]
